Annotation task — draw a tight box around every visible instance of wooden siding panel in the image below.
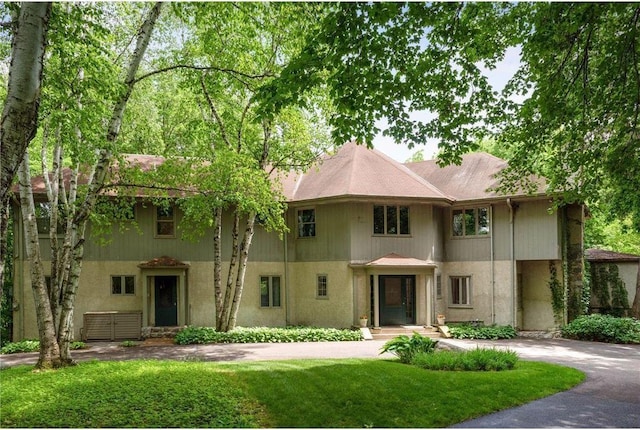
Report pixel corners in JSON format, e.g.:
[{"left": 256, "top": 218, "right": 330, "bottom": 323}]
[
  {"left": 514, "top": 201, "right": 560, "bottom": 260},
  {"left": 291, "top": 203, "right": 351, "bottom": 262}
]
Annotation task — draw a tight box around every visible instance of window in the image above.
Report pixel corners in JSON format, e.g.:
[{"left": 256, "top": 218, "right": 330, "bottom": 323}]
[
  {"left": 450, "top": 276, "right": 471, "bottom": 306},
  {"left": 317, "top": 275, "right": 328, "bottom": 298},
  {"left": 35, "top": 202, "right": 65, "bottom": 235},
  {"left": 452, "top": 207, "right": 489, "bottom": 237},
  {"left": 260, "top": 276, "right": 281, "bottom": 307},
  {"left": 297, "top": 208, "right": 315, "bottom": 238},
  {"left": 436, "top": 274, "right": 442, "bottom": 299},
  {"left": 156, "top": 205, "right": 175, "bottom": 237},
  {"left": 373, "top": 205, "right": 410, "bottom": 235},
  {"left": 112, "top": 275, "right": 135, "bottom": 295}
]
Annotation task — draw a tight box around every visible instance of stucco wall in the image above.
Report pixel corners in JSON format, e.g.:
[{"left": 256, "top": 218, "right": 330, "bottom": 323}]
[{"left": 519, "top": 260, "right": 557, "bottom": 330}]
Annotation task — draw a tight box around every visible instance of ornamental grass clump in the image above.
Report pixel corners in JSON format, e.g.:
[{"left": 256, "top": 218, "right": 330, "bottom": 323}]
[{"left": 412, "top": 348, "right": 519, "bottom": 371}]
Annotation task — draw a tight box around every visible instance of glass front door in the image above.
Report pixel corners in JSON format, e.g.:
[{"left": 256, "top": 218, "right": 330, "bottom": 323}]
[{"left": 379, "top": 275, "right": 415, "bottom": 325}]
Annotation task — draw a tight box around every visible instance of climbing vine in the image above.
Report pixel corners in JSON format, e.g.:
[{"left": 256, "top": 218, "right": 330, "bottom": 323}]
[
  {"left": 590, "top": 263, "right": 629, "bottom": 317},
  {"left": 548, "top": 261, "right": 564, "bottom": 326}
]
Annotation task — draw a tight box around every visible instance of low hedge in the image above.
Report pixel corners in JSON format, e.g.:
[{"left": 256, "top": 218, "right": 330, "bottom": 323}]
[
  {"left": 561, "top": 314, "right": 640, "bottom": 344},
  {"left": 175, "top": 326, "right": 363, "bottom": 345},
  {"left": 412, "top": 347, "right": 519, "bottom": 371},
  {"left": 448, "top": 324, "right": 517, "bottom": 340}
]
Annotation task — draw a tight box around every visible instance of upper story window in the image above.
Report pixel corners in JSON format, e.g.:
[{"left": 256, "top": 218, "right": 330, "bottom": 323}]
[
  {"left": 155, "top": 206, "right": 175, "bottom": 237},
  {"left": 452, "top": 207, "right": 489, "bottom": 237},
  {"left": 36, "top": 202, "right": 65, "bottom": 235},
  {"left": 297, "top": 208, "right": 315, "bottom": 238},
  {"left": 373, "top": 205, "right": 410, "bottom": 235}
]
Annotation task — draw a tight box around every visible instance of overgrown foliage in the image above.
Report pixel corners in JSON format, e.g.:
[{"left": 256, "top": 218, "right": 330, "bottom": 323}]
[
  {"left": 590, "top": 264, "right": 630, "bottom": 317},
  {"left": 412, "top": 348, "right": 519, "bottom": 371},
  {"left": 175, "top": 326, "right": 363, "bottom": 345},
  {"left": 379, "top": 332, "right": 439, "bottom": 364},
  {"left": 548, "top": 261, "right": 565, "bottom": 325},
  {"left": 561, "top": 314, "right": 640, "bottom": 344},
  {"left": 448, "top": 324, "right": 517, "bottom": 340}
]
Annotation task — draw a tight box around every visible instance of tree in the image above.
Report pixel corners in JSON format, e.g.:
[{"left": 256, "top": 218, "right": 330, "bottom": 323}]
[
  {"left": 259, "top": 2, "right": 640, "bottom": 232},
  {"left": 17, "top": 2, "right": 162, "bottom": 369},
  {"left": 116, "top": 2, "right": 331, "bottom": 332},
  {"left": 0, "top": 2, "right": 51, "bottom": 300}
]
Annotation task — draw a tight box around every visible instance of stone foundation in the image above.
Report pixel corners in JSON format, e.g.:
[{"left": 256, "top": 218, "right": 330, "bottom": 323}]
[{"left": 142, "top": 326, "right": 186, "bottom": 339}]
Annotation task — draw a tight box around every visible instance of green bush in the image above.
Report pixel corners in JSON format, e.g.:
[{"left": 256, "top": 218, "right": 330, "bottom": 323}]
[
  {"left": 449, "top": 323, "right": 517, "bottom": 340},
  {"left": 0, "top": 339, "right": 87, "bottom": 354},
  {"left": 175, "top": 326, "right": 363, "bottom": 345},
  {"left": 412, "top": 348, "right": 519, "bottom": 371},
  {"left": 561, "top": 314, "right": 640, "bottom": 344},
  {"left": 380, "top": 332, "right": 439, "bottom": 364}
]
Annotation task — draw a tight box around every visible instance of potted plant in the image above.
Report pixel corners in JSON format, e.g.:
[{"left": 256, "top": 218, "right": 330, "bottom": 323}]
[
  {"left": 359, "top": 314, "right": 368, "bottom": 327},
  {"left": 437, "top": 314, "right": 446, "bottom": 325}
]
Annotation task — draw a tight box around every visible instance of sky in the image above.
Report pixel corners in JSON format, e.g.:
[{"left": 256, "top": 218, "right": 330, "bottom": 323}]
[{"left": 372, "top": 47, "right": 522, "bottom": 163}]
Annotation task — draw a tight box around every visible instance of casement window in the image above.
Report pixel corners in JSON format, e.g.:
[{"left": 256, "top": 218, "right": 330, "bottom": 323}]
[
  {"left": 155, "top": 205, "right": 175, "bottom": 237},
  {"left": 452, "top": 207, "right": 489, "bottom": 237},
  {"left": 260, "top": 276, "right": 281, "bottom": 307},
  {"left": 35, "top": 202, "right": 65, "bottom": 235},
  {"left": 450, "top": 276, "right": 471, "bottom": 306},
  {"left": 436, "top": 274, "right": 442, "bottom": 299},
  {"left": 112, "top": 275, "right": 135, "bottom": 295},
  {"left": 373, "top": 205, "right": 410, "bottom": 235},
  {"left": 317, "top": 274, "right": 328, "bottom": 299},
  {"left": 297, "top": 208, "right": 316, "bottom": 238}
]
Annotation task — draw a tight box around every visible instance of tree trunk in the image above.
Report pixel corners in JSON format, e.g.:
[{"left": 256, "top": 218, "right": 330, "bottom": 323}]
[
  {"left": 213, "top": 207, "right": 223, "bottom": 330},
  {"left": 0, "top": 2, "right": 51, "bottom": 292},
  {"left": 227, "top": 213, "right": 257, "bottom": 331},
  {"left": 219, "top": 212, "right": 240, "bottom": 331},
  {"left": 631, "top": 260, "right": 640, "bottom": 319},
  {"left": 18, "top": 156, "right": 61, "bottom": 369}
]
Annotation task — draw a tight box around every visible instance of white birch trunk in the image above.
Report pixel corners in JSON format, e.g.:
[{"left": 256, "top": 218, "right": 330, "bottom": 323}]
[{"left": 227, "top": 213, "right": 257, "bottom": 331}]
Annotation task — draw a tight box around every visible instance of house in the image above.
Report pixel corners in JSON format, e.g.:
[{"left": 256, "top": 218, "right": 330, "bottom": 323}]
[
  {"left": 585, "top": 248, "right": 639, "bottom": 315},
  {"left": 11, "top": 142, "right": 584, "bottom": 341}
]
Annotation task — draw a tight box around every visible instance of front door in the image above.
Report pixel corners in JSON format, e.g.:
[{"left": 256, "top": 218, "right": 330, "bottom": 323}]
[
  {"left": 154, "top": 276, "right": 177, "bottom": 326},
  {"left": 379, "top": 275, "right": 415, "bottom": 325}
]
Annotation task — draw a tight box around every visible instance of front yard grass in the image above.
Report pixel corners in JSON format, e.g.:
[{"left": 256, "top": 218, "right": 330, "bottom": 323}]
[{"left": 1, "top": 359, "right": 584, "bottom": 428}]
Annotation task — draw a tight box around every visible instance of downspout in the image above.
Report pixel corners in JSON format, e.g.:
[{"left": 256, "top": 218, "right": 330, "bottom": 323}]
[
  {"left": 490, "top": 204, "right": 495, "bottom": 325},
  {"left": 284, "top": 230, "right": 290, "bottom": 326},
  {"left": 506, "top": 198, "right": 516, "bottom": 327}
]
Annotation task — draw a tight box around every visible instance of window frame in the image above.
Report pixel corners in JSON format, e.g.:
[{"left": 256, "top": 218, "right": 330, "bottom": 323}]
[
  {"left": 449, "top": 275, "right": 472, "bottom": 307},
  {"left": 260, "top": 275, "right": 282, "bottom": 308},
  {"left": 451, "top": 206, "right": 490, "bottom": 238},
  {"left": 297, "top": 208, "right": 316, "bottom": 238},
  {"left": 316, "top": 274, "right": 328, "bottom": 299},
  {"left": 436, "top": 274, "right": 442, "bottom": 299},
  {"left": 373, "top": 204, "right": 410, "bottom": 236},
  {"left": 111, "top": 275, "right": 136, "bottom": 296},
  {"left": 155, "top": 205, "right": 176, "bottom": 238}
]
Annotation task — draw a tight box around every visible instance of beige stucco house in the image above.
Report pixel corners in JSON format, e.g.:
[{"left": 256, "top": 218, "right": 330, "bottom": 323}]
[{"left": 11, "top": 143, "right": 584, "bottom": 341}]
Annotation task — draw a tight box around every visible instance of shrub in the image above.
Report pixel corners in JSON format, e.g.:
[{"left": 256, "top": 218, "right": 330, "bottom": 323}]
[
  {"left": 412, "top": 348, "right": 519, "bottom": 371},
  {"left": 449, "top": 324, "right": 517, "bottom": 340},
  {"left": 379, "top": 332, "right": 438, "bottom": 364},
  {"left": 175, "top": 326, "right": 363, "bottom": 345},
  {"left": 120, "top": 340, "right": 138, "bottom": 347},
  {"left": 561, "top": 314, "right": 640, "bottom": 344},
  {"left": 1, "top": 340, "right": 87, "bottom": 354}
]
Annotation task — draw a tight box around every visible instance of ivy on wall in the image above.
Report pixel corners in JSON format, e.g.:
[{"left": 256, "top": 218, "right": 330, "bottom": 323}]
[
  {"left": 548, "top": 261, "right": 564, "bottom": 326},
  {"left": 590, "top": 263, "right": 629, "bottom": 317}
]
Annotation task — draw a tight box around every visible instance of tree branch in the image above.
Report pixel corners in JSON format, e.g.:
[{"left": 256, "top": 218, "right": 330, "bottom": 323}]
[{"left": 133, "top": 64, "right": 275, "bottom": 85}]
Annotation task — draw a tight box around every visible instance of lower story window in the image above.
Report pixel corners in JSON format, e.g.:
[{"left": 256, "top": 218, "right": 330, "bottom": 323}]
[
  {"left": 450, "top": 276, "right": 471, "bottom": 306},
  {"left": 317, "top": 274, "right": 328, "bottom": 298},
  {"left": 112, "top": 275, "right": 135, "bottom": 295},
  {"left": 260, "top": 276, "right": 281, "bottom": 307}
]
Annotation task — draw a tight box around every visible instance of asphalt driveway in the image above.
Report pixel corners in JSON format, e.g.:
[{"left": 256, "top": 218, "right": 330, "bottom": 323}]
[{"left": 1, "top": 337, "right": 639, "bottom": 428}]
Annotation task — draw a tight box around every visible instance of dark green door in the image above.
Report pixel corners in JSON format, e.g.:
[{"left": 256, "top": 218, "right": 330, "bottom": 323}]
[
  {"left": 379, "top": 275, "right": 415, "bottom": 325},
  {"left": 155, "top": 276, "right": 177, "bottom": 326}
]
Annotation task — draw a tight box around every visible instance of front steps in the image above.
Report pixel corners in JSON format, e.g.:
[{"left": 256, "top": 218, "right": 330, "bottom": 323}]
[{"left": 369, "top": 325, "right": 441, "bottom": 340}]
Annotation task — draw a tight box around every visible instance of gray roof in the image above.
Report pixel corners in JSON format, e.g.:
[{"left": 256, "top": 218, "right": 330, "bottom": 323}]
[{"left": 585, "top": 248, "right": 640, "bottom": 262}]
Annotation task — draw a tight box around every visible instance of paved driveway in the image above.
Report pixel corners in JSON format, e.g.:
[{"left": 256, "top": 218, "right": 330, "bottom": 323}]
[
  {"left": 2, "top": 337, "right": 638, "bottom": 427},
  {"left": 442, "top": 338, "right": 640, "bottom": 428}
]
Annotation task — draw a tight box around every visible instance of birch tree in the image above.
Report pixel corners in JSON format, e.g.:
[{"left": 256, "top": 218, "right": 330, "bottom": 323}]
[
  {"left": 0, "top": 2, "right": 51, "bottom": 298},
  {"left": 17, "top": 2, "right": 162, "bottom": 368}
]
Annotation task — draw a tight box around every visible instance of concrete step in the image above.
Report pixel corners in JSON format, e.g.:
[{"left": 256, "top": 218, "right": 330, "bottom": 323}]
[{"left": 370, "top": 325, "right": 441, "bottom": 340}]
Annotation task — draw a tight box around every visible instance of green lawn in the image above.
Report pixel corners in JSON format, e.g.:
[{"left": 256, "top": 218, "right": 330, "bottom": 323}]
[{"left": 1, "top": 359, "right": 584, "bottom": 428}]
